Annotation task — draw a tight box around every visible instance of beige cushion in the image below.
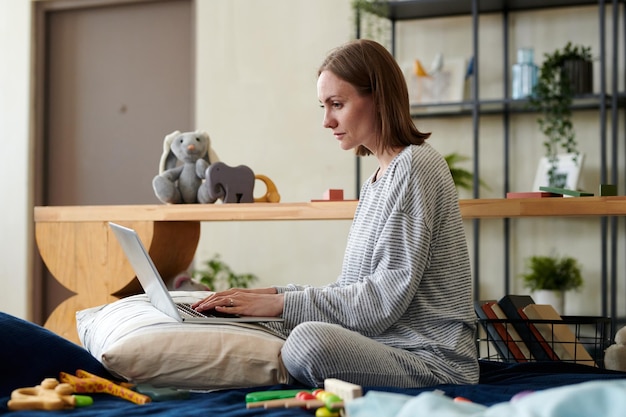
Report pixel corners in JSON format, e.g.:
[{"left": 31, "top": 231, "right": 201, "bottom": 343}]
[{"left": 76, "top": 291, "right": 289, "bottom": 390}]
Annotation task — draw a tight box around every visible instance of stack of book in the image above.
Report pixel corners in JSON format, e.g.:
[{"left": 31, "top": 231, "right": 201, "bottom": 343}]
[{"left": 475, "top": 295, "right": 597, "bottom": 366}]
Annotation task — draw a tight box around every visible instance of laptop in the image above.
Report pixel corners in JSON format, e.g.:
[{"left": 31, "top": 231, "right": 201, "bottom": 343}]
[{"left": 109, "top": 222, "right": 283, "bottom": 324}]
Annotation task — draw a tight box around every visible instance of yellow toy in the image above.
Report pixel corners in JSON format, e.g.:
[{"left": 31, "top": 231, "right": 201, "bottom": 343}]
[
  {"left": 7, "top": 378, "right": 92, "bottom": 411},
  {"left": 59, "top": 369, "right": 151, "bottom": 405}
]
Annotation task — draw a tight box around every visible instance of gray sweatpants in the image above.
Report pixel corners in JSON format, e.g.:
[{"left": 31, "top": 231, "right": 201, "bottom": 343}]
[{"left": 280, "top": 321, "right": 451, "bottom": 388}]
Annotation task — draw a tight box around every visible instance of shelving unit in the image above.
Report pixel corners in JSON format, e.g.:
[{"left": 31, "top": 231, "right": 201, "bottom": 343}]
[
  {"left": 356, "top": 0, "right": 625, "bottom": 324},
  {"left": 32, "top": 198, "right": 626, "bottom": 342}
]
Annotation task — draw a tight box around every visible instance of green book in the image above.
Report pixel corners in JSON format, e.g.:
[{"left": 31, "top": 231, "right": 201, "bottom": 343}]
[{"left": 539, "top": 186, "right": 594, "bottom": 197}]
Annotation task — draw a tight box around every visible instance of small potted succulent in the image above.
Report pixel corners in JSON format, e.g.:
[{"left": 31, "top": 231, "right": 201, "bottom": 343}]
[{"left": 520, "top": 253, "right": 583, "bottom": 314}]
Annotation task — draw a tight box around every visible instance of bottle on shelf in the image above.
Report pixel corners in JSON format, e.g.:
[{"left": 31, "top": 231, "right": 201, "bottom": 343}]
[{"left": 512, "top": 48, "right": 538, "bottom": 99}]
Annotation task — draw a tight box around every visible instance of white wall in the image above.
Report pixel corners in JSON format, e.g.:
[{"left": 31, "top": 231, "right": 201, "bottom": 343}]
[
  {"left": 0, "top": 1, "right": 32, "bottom": 318},
  {"left": 193, "top": 0, "right": 357, "bottom": 289},
  {"left": 1, "top": 0, "right": 620, "bottom": 321}
]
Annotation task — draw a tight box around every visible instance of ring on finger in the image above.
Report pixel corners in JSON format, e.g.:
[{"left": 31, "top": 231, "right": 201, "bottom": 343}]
[{"left": 228, "top": 298, "right": 234, "bottom": 307}]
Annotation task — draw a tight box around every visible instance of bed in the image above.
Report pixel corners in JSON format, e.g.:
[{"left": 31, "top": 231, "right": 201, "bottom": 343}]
[{"left": 2, "top": 309, "right": 626, "bottom": 417}]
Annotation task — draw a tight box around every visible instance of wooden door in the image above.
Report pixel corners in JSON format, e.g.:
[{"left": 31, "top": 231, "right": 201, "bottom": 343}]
[{"left": 33, "top": 0, "right": 194, "bottom": 323}]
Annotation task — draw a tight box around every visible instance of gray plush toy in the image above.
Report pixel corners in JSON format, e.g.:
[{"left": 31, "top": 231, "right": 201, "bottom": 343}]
[{"left": 152, "top": 130, "right": 219, "bottom": 204}]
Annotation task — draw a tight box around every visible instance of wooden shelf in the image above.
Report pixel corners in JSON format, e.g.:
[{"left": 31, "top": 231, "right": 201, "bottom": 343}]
[
  {"left": 33, "top": 197, "right": 626, "bottom": 223},
  {"left": 33, "top": 201, "right": 359, "bottom": 222},
  {"left": 33, "top": 197, "right": 626, "bottom": 344},
  {"left": 459, "top": 196, "right": 626, "bottom": 219}
]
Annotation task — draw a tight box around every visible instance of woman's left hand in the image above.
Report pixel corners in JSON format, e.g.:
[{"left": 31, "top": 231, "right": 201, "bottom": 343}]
[{"left": 193, "top": 288, "right": 284, "bottom": 317}]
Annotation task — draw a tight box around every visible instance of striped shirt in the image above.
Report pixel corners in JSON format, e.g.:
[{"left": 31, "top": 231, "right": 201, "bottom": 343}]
[{"left": 276, "top": 143, "right": 478, "bottom": 385}]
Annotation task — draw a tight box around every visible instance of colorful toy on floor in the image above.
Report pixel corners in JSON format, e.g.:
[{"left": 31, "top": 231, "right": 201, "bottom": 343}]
[
  {"left": 246, "top": 378, "right": 362, "bottom": 416},
  {"left": 59, "top": 369, "right": 151, "bottom": 405},
  {"left": 7, "top": 378, "right": 93, "bottom": 411},
  {"left": 246, "top": 389, "right": 343, "bottom": 411}
]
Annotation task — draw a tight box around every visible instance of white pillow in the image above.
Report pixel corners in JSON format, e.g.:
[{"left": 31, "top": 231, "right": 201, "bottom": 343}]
[{"left": 76, "top": 291, "right": 289, "bottom": 390}]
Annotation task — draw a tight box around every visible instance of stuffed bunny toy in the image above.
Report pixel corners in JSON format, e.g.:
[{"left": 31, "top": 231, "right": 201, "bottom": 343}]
[
  {"left": 152, "top": 130, "right": 219, "bottom": 204},
  {"left": 604, "top": 326, "right": 626, "bottom": 371}
]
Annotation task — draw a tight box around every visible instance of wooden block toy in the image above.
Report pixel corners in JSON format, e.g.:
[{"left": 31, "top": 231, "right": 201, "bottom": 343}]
[
  {"left": 312, "top": 189, "right": 347, "bottom": 202},
  {"left": 599, "top": 184, "right": 617, "bottom": 196},
  {"left": 254, "top": 174, "right": 281, "bottom": 202},
  {"left": 324, "top": 378, "right": 362, "bottom": 403},
  {"left": 323, "top": 189, "right": 344, "bottom": 200}
]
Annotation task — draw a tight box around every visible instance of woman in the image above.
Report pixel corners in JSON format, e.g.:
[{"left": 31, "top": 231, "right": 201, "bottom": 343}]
[{"left": 193, "top": 39, "right": 479, "bottom": 388}]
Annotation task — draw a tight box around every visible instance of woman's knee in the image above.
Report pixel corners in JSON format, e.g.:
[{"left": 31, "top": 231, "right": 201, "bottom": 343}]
[{"left": 281, "top": 322, "right": 341, "bottom": 386}]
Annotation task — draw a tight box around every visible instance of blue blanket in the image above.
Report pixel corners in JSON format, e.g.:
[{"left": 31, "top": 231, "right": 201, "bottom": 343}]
[{"left": 1, "top": 312, "right": 625, "bottom": 416}]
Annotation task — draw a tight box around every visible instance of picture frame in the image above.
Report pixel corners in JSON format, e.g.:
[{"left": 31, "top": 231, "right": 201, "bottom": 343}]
[{"left": 532, "top": 153, "right": 584, "bottom": 191}]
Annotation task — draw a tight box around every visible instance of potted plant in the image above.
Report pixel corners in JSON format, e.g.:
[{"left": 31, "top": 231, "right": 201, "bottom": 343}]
[
  {"left": 351, "top": 0, "right": 389, "bottom": 40},
  {"left": 528, "top": 42, "right": 593, "bottom": 186},
  {"left": 520, "top": 253, "right": 583, "bottom": 313},
  {"left": 192, "top": 254, "right": 258, "bottom": 291},
  {"left": 444, "top": 152, "right": 490, "bottom": 193}
]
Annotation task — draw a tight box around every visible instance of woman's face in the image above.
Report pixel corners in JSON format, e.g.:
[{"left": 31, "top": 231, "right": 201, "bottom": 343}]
[{"left": 317, "top": 70, "right": 377, "bottom": 153}]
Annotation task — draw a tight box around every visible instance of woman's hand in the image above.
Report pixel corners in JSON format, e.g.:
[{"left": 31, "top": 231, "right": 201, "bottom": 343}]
[{"left": 192, "top": 287, "right": 283, "bottom": 317}]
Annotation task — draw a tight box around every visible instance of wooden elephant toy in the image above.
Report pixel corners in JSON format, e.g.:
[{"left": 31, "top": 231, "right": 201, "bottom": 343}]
[
  {"left": 199, "top": 162, "right": 280, "bottom": 204},
  {"left": 199, "top": 162, "right": 255, "bottom": 204}
]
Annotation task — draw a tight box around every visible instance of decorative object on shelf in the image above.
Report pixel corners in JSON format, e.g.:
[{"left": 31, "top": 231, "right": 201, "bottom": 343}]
[
  {"left": 351, "top": 0, "right": 390, "bottom": 41},
  {"left": 200, "top": 162, "right": 255, "bottom": 204},
  {"left": 414, "top": 54, "right": 466, "bottom": 105},
  {"left": 153, "top": 131, "right": 280, "bottom": 205},
  {"left": 254, "top": 174, "right": 281, "bottom": 203},
  {"left": 512, "top": 48, "right": 538, "bottom": 99},
  {"left": 444, "top": 152, "right": 489, "bottom": 192},
  {"left": 528, "top": 43, "right": 593, "bottom": 186},
  {"left": 199, "top": 162, "right": 281, "bottom": 204},
  {"left": 520, "top": 253, "right": 583, "bottom": 314},
  {"left": 152, "top": 130, "right": 220, "bottom": 204},
  {"left": 532, "top": 152, "right": 584, "bottom": 191},
  {"left": 193, "top": 254, "right": 258, "bottom": 292}
]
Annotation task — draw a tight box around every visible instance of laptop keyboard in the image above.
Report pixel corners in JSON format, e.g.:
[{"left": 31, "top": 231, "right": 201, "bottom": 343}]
[{"left": 176, "top": 302, "right": 239, "bottom": 319}]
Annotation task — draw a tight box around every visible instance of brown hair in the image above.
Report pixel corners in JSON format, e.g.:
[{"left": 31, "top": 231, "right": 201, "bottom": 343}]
[{"left": 318, "top": 39, "right": 430, "bottom": 156}]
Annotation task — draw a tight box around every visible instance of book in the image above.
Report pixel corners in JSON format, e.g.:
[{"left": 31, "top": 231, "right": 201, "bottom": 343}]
[
  {"left": 522, "top": 304, "right": 596, "bottom": 367},
  {"left": 487, "top": 303, "right": 533, "bottom": 362},
  {"left": 475, "top": 300, "right": 529, "bottom": 362},
  {"left": 518, "top": 308, "right": 560, "bottom": 361},
  {"left": 475, "top": 300, "right": 515, "bottom": 361},
  {"left": 497, "top": 295, "right": 552, "bottom": 361},
  {"left": 538, "top": 186, "right": 594, "bottom": 197},
  {"left": 506, "top": 192, "right": 562, "bottom": 199}
]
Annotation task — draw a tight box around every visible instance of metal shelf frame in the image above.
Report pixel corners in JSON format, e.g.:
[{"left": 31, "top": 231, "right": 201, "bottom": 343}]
[{"left": 356, "top": 0, "right": 626, "bottom": 329}]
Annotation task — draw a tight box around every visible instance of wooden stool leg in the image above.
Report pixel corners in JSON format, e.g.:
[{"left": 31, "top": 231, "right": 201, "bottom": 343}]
[{"left": 36, "top": 221, "right": 200, "bottom": 344}]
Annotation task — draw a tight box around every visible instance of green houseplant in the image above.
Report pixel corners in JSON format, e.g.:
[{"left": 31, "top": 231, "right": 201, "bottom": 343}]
[
  {"left": 444, "top": 152, "right": 490, "bottom": 193},
  {"left": 192, "top": 254, "right": 258, "bottom": 291},
  {"left": 351, "top": 0, "right": 390, "bottom": 40},
  {"left": 520, "top": 254, "right": 583, "bottom": 313},
  {"left": 528, "top": 42, "right": 592, "bottom": 186}
]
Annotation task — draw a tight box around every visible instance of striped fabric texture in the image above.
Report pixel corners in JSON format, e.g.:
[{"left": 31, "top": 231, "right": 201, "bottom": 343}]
[{"left": 272, "top": 144, "right": 479, "bottom": 388}]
